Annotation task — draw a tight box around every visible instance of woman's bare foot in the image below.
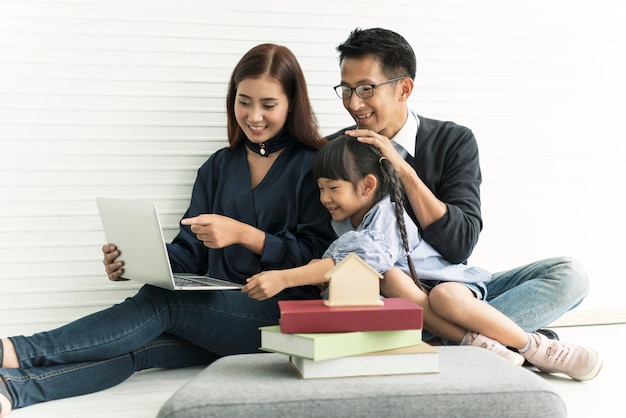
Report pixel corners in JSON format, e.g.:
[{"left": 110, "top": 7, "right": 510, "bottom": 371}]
[{"left": 0, "top": 380, "right": 12, "bottom": 417}]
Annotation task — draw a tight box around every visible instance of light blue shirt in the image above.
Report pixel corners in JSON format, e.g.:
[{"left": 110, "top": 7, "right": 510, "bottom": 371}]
[{"left": 323, "top": 196, "right": 491, "bottom": 284}]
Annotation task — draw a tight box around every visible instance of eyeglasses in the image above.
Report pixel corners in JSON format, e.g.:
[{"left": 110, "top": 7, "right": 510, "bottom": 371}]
[{"left": 333, "top": 77, "right": 406, "bottom": 99}]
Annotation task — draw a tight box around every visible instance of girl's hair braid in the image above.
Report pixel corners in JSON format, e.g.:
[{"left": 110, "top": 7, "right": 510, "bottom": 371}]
[{"left": 379, "top": 157, "right": 427, "bottom": 292}]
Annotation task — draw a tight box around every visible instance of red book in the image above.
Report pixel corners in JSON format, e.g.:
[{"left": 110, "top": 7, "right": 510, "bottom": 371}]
[{"left": 278, "top": 298, "right": 423, "bottom": 334}]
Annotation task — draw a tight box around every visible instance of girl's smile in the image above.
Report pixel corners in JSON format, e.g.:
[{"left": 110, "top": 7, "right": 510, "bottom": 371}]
[{"left": 317, "top": 177, "right": 375, "bottom": 227}]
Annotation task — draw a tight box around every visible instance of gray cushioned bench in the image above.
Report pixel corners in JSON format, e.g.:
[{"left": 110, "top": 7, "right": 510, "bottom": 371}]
[{"left": 158, "top": 346, "right": 566, "bottom": 418}]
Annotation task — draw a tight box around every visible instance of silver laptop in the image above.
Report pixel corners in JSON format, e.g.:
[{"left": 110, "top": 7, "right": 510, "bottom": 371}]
[{"left": 96, "top": 197, "right": 243, "bottom": 291}]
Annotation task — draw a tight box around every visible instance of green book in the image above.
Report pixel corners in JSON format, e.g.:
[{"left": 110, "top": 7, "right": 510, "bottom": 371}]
[{"left": 259, "top": 325, "right": 422, "bottom": 361}]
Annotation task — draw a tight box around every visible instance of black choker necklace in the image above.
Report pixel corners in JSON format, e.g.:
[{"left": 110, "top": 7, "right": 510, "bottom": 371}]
[{"left": 245, "top": 129, "right": 291, "bottom": 157}]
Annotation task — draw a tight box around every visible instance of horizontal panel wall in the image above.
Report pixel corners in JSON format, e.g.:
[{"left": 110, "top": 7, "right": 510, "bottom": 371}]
[{"left": 1, "top": 0, "right": 625, "bottom": 336}]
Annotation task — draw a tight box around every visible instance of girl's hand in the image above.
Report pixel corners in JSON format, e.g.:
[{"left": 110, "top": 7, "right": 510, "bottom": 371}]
[
  {"left": 181, "top": 214, "right": 244, "bottom": 249},
  {"left": 242, "top": 271, "right": 288, "bottom": 301}
]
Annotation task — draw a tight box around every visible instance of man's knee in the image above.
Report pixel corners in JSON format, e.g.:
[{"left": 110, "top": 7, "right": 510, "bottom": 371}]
[{"left": 554, "top": 256, "right": 590, "bottom": 304}]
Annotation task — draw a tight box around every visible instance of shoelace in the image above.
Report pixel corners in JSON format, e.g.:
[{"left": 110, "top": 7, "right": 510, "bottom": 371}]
[{"left": 544, "top": 340, "right": 572, "bottom": 364}]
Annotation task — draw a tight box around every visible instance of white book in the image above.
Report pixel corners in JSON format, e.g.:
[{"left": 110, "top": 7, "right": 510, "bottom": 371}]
[{"left": 289, "top": 343, "right": 439, "bottom": 379}]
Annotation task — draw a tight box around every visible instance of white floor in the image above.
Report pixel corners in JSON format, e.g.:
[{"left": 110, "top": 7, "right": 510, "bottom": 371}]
[
  {"left": 532, "top": 323, "right": 624, "bottom": 418},
  {"left": 8, "top": 323, "right": 624, "bottom": 417}
]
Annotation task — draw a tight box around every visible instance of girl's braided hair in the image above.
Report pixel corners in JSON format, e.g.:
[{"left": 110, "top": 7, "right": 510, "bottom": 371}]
[{"left": 313, "top": 135, "right": 425, "bottom": 291}]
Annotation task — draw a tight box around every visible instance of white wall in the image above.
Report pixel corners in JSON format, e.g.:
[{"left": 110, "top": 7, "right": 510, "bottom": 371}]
[{"left": 1, "top": 0, "right": 624, "bottom": 336}]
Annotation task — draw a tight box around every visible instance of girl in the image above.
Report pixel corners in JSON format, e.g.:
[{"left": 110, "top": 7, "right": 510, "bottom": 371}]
[
  {"left": 244, "top": 135, "right": 602, "bottom": 381},
  {"left": 0, "top": 44, "right": 336, "bottom": 415}
]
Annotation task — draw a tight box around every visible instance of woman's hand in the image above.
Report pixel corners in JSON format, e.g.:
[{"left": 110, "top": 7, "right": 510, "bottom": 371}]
[
  {"left": 181, "top": 214, "right": 245, "bottom": 249},
  {"left": 102, "top": 244, "right": 128, "bottom": 281},
  {"left": 242, "top": 270, "right": 289, "bottom": 301}
]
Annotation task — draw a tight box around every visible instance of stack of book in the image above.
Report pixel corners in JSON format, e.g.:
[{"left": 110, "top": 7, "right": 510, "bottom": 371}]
[{"left": 259, "top": 297, "right": 438, "bottom": 379}]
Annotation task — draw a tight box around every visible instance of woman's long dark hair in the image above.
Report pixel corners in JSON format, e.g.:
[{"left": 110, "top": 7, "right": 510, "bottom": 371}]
[
  {"left": 226, "top": 43, "right": 326, "bottom": 151},
  {"left": 313, "top": 135, "right": 425, "bottom": 291}
]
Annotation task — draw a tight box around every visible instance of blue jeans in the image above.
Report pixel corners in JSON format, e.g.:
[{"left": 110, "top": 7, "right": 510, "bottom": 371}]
[
  {"left": 422, "top": 256, "right": 589, "bottom": 342},
  {"left": 486, "top": 256, "right": 589, "bottom": 331},
  {"left": 2, "top": 285, "right": 280, "bottom": 408}
]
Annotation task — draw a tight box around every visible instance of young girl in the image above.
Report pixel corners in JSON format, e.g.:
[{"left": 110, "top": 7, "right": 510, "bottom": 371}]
[
  {"left": 0, "top": 44, "right": 336, "bottom": 415},
  {"left": 244, "top": 135, "right": 602, "bottom": 381}
]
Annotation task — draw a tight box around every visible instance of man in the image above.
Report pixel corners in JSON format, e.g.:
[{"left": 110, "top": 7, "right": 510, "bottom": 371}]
[{"left": 328, "top": 27, "right": 600, "bottom": 379}]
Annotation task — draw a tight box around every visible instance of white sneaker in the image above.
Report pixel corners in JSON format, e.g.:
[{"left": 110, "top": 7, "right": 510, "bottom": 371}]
[
  {"left": 521, "top": 332, "right": 603, "bottom": 381},
  {"left": 462, "top": 332, "right": 525, "bottom": 366}
]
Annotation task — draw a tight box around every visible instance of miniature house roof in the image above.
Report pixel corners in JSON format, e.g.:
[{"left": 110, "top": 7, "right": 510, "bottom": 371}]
[
  {"left": 324, "top": 253, "right": 383, "bottom": 307},
  {"left": 324, "top": 253, "right": 383, "bottom": 281}
]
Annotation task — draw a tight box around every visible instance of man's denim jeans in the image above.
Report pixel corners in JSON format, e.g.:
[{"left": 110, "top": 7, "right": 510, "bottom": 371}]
[{"left": 486, "top": 256, "right": 589, "bottom": 331}]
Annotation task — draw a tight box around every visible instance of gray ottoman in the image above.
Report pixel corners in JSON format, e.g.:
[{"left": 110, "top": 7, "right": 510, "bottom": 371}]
[{"left": 158, "top": 346, "right": 566, "bottom": 418}]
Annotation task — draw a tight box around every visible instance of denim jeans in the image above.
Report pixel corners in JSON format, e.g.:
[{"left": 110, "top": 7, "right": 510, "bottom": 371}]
[
  {"left": 422, "top": 256, "right": 589, "bottom": 342},
  {"left": 2, "top": 285, "right": 280, "bottom": 408},
  {"left": 485, "top": 256, "right": 589, "bottom": 332}
]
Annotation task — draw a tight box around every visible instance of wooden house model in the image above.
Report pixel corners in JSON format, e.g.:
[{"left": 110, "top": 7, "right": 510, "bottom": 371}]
[{"left": 324, "top": 253, "right": 384, "bottom": 306}]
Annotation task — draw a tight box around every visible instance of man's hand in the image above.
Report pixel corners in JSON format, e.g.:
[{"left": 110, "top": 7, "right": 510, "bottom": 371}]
[
  {"left": 346, "top": 128, "right": 445, "bottom": 230},
  {"left": 102, "top": 244, "right": 128, "bottom": 281},
  {"left": 345, "top": 129, "right": 406, "bottom": 172}
]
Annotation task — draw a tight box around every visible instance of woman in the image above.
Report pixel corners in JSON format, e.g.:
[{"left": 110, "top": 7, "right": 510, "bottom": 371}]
[{"left": 0, "top": 43, "right": 335, "bottom": 415}]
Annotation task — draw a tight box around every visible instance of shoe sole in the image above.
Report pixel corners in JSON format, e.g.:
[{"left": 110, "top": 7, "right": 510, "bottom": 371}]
[{"left": 511, "top": 354, "right": 525, "bottom": 367}]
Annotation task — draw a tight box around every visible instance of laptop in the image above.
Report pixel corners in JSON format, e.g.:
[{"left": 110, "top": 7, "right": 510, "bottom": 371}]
[{"left": 96, "top": 197, "right": 243, "bottom": 291}]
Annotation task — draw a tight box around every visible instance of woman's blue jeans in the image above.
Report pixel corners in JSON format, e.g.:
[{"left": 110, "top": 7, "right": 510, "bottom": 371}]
[{"left": 2, "top": 285, "right": 280, "bottom": 408}]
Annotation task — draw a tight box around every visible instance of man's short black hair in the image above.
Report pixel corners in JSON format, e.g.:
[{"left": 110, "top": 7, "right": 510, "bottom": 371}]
[{"left": 336, "top": 27, "right": 416, "bottom": 80}]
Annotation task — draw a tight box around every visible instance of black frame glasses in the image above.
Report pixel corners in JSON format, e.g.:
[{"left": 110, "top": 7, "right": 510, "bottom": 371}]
[{"left": 333, "top": 77, "right": 406, "bottom": 99}]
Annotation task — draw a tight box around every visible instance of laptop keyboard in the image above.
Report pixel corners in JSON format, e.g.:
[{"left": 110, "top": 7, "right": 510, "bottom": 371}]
[{"left": 173, "top": 274, "right": 242, "bottom": 288}]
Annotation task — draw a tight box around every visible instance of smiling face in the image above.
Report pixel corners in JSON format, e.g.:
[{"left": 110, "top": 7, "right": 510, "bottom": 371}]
[
  {"left": 317, "top": 176, "right": 376, "bottom": 228},
  {"left": 234, "top": 75, "right": 290, "bottom": 143},
  {"left": 339, "top": 56, "right": 411, "bottom": 139}
]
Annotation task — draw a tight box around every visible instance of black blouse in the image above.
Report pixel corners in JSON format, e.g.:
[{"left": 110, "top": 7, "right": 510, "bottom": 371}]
[{"left": 167, "top": 140, "right": 336, "bottom": 300}]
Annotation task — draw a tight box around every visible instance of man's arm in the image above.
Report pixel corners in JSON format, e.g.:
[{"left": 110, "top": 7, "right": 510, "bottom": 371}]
[{"left": 407, "top": 117, "right": 482, "bottom": 263}]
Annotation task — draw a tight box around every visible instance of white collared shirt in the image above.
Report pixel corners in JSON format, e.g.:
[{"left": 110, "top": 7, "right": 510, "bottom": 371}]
[{"left": 390, "top": 110, "right": 419, "bottom": 157}]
